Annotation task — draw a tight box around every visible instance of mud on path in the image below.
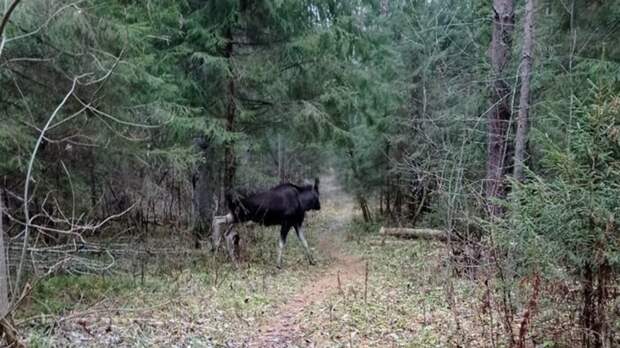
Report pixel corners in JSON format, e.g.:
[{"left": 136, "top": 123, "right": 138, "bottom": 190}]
[{"left": 244, "top": 175, "right": 364, "bottom": 347}]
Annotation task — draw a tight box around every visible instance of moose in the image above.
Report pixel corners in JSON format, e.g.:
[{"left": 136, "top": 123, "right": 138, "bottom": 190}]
[{"left": 212, "top": 178, "right": 321, "bottom": 268}]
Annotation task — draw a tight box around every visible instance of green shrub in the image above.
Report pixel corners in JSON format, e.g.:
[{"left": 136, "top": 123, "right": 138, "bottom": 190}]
[{"left": 501, "top": 81, "right": 620, "bottom": 346}]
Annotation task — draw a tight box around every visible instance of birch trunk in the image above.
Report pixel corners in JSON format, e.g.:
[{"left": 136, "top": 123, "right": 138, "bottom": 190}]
[{"left": 513, "top": 0, "right": 535, "bottom": 181}]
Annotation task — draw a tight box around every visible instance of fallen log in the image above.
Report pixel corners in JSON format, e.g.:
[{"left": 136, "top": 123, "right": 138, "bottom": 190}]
[
  {"left": 367, "top": 239, "right": 421, "bottom": 246},
  {"left": 379, "top": 227, "right": 448, "bottom": 241}
]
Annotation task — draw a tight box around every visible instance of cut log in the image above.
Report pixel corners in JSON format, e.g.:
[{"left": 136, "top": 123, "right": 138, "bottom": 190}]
[{"left": 379, "top": 227, "right": 448, "bottom": 241}]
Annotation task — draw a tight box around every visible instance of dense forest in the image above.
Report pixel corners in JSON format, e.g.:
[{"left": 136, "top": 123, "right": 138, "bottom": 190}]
[{"left": 0, "top": 0, "right": 619, "bottom": 346}]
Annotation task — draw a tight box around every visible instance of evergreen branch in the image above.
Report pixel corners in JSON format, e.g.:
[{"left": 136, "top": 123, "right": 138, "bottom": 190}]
[
  {"left": 239, "top": 97, "right": 274, "bottom": 106},
  {"left": 0, "top": 0, "right": 21, "bottom": 58},
  {"left": 5, "top": 1, "right": 84, "bottom": 44},
  {"left": 280, "top": 59, "right": 317, "bottom": 72}
]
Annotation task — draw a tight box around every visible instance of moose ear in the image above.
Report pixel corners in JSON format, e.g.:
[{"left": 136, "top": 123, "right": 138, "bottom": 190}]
[{"left": 314, "top": 177, "right": 320, "bottom": 192}]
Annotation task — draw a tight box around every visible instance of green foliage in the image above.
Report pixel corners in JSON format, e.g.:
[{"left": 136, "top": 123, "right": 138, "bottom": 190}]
[{"left": 503, "top": 81, "right": 620, "bottom": 277}]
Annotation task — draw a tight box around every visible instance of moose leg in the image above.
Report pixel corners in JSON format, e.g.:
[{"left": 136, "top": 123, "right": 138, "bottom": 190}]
[
  {"left": 211, "top": 213, "right": 234, "bottom": 251},
  {"left": 224, "top": 225, "right": 239, "bottom": 268},
  {"left": 294, "top": 224, "right": 315, "bottom": 265},
  {"left": 277, "top": 224, "right": 291, "bottom": 269}
]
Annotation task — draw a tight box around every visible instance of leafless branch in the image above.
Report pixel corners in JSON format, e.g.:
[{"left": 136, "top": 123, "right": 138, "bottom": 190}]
[
  {"left": 14, "top": 75, "right": 83, "bottom": 297},
  {"left": 5, "top": 203, "right": 136, "bottom": 241}
]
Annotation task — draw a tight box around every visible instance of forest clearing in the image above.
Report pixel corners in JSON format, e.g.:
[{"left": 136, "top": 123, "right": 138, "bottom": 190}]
[{"left": 1, "top": 0, "right": 619, "bottom": 347}]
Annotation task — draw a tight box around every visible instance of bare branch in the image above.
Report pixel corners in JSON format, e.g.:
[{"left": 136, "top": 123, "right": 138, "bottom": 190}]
[{"left": 14, "top": 76, "right": 82, "bottom": 297}]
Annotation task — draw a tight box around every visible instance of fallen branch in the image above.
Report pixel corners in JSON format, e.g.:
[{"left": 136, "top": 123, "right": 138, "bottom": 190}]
[
  {"left": 0, "top": 317, "right": 24, "bottom": 348},
  {"left": 379, "top": 227, "right": 448, "bottom": 241}
]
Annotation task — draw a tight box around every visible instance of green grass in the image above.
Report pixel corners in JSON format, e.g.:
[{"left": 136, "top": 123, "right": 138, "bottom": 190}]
[
  {"left": 18, "top": 210, "right": 608, "bottom": 347},
  {"left": 299, "top": 224, "right": 485, "bottom": 347},
  {"left": 26, "top": 275, "right": 137, "bottom": 317},
  {"left": 17, "top": 221, "right": 332, "bottom": 347}
]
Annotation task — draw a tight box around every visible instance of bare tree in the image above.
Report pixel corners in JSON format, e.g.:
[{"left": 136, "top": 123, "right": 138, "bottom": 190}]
[
  {"left": 486, "top": 0, "right": 515, "bottom": 216},
  {"left": 513, "top": 0, "right": 536, "bottom": 181},
  {"left": 14, "top": 77, "right": 80, "bottom": 294}
]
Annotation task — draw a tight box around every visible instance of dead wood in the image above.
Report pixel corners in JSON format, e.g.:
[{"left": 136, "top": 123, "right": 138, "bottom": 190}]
[
  {"left": 0, "top": 318, "right": 24, "bottom": 348},
  {"left": 379, "top": 227, "right": 448, "bottom": 241}
]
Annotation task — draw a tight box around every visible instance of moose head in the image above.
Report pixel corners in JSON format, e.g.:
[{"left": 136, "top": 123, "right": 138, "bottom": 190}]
[{"left": 299, "top": 177, "right": 320, "bottom": 211}]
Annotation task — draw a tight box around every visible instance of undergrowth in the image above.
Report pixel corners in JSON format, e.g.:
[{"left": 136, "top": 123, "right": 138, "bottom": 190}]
[
  {"left": 17, "top": 218, "right": 329, "bottom": 347},
  {"left": 301, "top": 229, "right": 470, "bottom": 346}
]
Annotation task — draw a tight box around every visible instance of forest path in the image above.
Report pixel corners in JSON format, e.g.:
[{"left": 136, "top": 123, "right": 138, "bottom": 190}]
[
  {"left": 18, "top": 174, "right": 369, "bottom": 348},
  {"left": 244, "top": 174, "right": 364, "bottom": 347}
]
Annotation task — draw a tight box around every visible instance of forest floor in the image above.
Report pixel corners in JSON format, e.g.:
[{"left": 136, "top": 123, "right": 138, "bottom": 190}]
[{"left": 18, "top": 175, "right": 503, "bottom": 347}]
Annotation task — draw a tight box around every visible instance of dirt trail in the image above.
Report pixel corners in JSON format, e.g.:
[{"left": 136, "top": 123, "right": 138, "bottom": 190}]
[
  {"left": 246, "top": 174, "right": 364, "bottom": 347},
  {"left": 20, "top": 174, "right": 363, "bottom": 347}
]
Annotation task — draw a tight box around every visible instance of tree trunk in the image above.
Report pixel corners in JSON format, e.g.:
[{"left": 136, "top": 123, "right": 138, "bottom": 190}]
[
  {"left": 394, "top": 183, "right": 403, "bottom": 218},
  {"left": 486, "top": 0, "right": 515, "bottom": 217},
  {"left": 347, "top": 148, "right": 371, "bottom": 223},
  {"left": 0, "top": 190, "right": 21, "bottom": 347},
  {"left": 89, "top": 153, "right": 98, "bottom": 218},
  {"left": 581, "top": 263, "right": 600, "bottom": 348},
  {"left": 408, "top": 182, "right": 428, "bottom": 226},
  {"left": 581, "top": 219, "right": 614, "bottom": 347},
  {"left": 278, "top": 133, "right": 285, "bottom": 182},
  {"left": 513, "top": 0, "right": 535, "bottom": 181},
  {"left": 223, "top": 25, "right": 236, "bottom": 194},
  {"left": 192, "top": 137, "right": 213, "bottom": 248},
  {"left": 379, "top": 189, "right": 384, "bottom": 215},
  {"left": 358, "top": 195, "right": 372, "bottom": 223},
  {"left": 385, "top": 142, "right": 391, "bottom": 216},
  {"left": 393, "top": 142, "right": 405, "bottom": 220}
]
